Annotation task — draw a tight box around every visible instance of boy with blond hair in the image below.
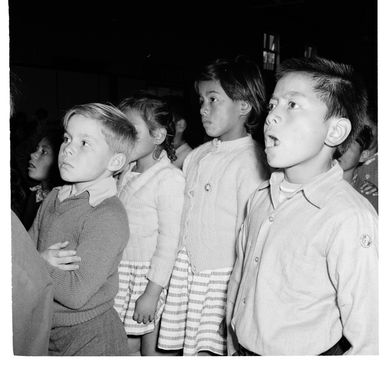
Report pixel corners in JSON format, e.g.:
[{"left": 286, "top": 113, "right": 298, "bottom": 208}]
[{"left": 29, "top": 103, "right": 137, "bottom": 355}]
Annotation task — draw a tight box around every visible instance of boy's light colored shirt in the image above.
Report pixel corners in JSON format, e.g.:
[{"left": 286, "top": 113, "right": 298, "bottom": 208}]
[{"left": 227, "top": 162, "right": 378, "bottom": 355}]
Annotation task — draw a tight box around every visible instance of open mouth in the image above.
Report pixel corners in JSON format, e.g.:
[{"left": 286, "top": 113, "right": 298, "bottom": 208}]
[
  {"left": 60, "top": 161, "right": 73, "bottom": 169},
  {"left": 265, "top": 134, "right": 280, "bottom": 148},
  {"left": 28, "top": 161, "right": 36, "bottom": 169}
]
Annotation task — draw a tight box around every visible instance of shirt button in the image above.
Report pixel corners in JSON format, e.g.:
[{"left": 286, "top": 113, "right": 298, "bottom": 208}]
[
  {"left": 254, "top": 257, "right": 259, "bottom": 263},
  {"left": 242, "top": 297, "right": 246, "bottom": 304},
  {"left": 204, "top": 183, "right": 212, "bottom": 192},
  {"left": 269, "top": 216, "right": 274, "bottom": 222},
  {"left": 189, "top": 190, "right": 194, "bottom": 197}
]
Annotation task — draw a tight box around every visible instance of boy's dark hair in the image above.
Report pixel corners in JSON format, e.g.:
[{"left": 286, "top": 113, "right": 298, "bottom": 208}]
[
  {"left": 119, "top": 94, "right": 177, "bottom": 162},
  {"left": 194, "top": 55, "right": 266, "bottom": 135},
  {"left": 356, "top": 124, "right": 373, "bottom": 152},
  {"left": 63, "top": 103, "right": 137, "bottom": 169},
  {"left": 276, "top": 57, "right": 368, "bottom": 155}
]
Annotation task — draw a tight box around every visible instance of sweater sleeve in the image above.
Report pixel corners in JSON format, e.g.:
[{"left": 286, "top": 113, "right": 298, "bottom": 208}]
[
  {"left": 326, "top": 209, "right": 378, "bottom": 355},
  {"left": 28, "top": 190, "right": 56, "bottom": 248},
  {"left": 45, "top": 201, "right": 129, "bottom": 309},
  {"left": 147, "top": 171, "right": 185, "bottom": 287}
]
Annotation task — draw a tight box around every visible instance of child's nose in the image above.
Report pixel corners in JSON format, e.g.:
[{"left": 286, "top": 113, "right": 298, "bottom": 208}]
[
  {"left": 265, "top": 112, "right": 279, "bottom": 126},
  {"left": 200, "top": 103, "right": 209, "bottom": 116},
  {"left": 30, "top": 151, "right": 39, "bottom": 159},
  {"left": 62, "top": 143, "right": 74, "bottom": 156}
]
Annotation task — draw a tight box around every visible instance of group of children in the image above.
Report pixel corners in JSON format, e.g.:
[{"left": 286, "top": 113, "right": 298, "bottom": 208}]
[{"left": 17, "top": 54, "right": 378, "bottom": 356}]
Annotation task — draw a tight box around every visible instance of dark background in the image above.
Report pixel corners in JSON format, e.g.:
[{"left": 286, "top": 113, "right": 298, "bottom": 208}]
[{"left": 9, "top": 0, "right": 377, "bottom": 145}]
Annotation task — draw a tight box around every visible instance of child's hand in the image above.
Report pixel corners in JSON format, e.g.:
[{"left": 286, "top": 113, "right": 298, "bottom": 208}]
[
  {"left": 133, "top": 281, "right": 162, "bottom": 324},
  {"left": 40, "top": 241, "right": 81, "bottom": 270},
  {"left": 360, "top": 181, "right": 378, "bottom": 196},
  {"left": 133, "top": 291, "right": 159, "bottom": 324}
]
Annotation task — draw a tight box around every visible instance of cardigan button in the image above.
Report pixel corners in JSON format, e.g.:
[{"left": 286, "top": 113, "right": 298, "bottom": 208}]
[{"left": 204, "top": 183, "right": 212, "bottom": 192}]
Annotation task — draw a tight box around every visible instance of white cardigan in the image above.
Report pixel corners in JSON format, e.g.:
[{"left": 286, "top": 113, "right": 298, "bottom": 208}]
[
  {"left": 117, "top": 152, "right": 185, "bottom": 287},
  {"left": 181, "top": 135, "right": 267, "bottom": 272}
]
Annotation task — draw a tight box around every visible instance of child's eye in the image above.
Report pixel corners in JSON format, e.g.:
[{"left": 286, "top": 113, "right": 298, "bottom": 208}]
[
  {"left": 81, "top": 140, "right": 89, "bottom": 147},
  {"left": 288, "top": 101, "right": 298, "bottom": 109},
  {"left": 63, "top": 135, "right": 70, "bottom": 143},
  {"left": 209, "top": 97, "right": 217, "bottom": 103},
  {"left": 267, "top": 102, "right": 276, "bottom": 111}
]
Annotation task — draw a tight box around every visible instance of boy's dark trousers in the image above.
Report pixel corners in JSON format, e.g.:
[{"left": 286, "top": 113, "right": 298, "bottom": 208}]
[{"left": 235, "top": 336, "right": 351, "bottom": 356}]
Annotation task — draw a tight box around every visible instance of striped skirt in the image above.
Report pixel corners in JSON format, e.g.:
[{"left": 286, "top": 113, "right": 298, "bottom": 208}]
[
  {"left": 114, "top": 260, "right": 167, "bottom": 336},
  {"left": 158, "top": 248, "right": 232, "bottom": 356}
]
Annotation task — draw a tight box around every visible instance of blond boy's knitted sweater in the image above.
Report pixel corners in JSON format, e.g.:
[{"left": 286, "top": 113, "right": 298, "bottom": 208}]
[{"left": 29, "top": 183, "right": 129, "bottom": 327}]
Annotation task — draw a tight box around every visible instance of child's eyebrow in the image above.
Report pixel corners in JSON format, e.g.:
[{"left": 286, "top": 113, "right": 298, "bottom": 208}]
[
  {"left": 205, "top": 90, "right": 220, "bottom": 95},
  {"left": 284, "top": 91, "right": 307, "bottom": 99},
  {"left": 270, "top": 91, "right": 307, "bottom": 100},
  {"left": 78, "top": 133, "right": 97, "bottom": 140},
  {"left": 40, "top": 143, "right": 52, "bottom": 149}
]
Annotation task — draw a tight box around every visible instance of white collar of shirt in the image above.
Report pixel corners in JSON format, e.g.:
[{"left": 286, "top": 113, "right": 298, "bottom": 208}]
[
  {"left": 57, "top": 176, "right": 117, "bottom": 207},
  {"left": 259, "top": 160, "right": 343, "bottom": 209},
  {"left": 210, "top": 134, "right": 254, "bottom": 152},
  {"left": 363, "top": 152, "right": 377, "bottom": 166}
]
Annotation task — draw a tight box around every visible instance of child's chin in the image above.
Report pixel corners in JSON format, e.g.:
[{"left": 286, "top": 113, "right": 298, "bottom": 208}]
[
  {"left": 266, "top": 158, "right": 284, "bottom": 169},
  {"left": 59, "top": 172, "right": 72, "bottom": 182}
]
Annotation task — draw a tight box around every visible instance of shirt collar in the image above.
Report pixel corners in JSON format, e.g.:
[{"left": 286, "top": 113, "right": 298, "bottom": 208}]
[
  {"left": 30, "top": 184, "right": 50, "bottom": 203},
  {"left": 210, "top": 134, "right": 254, "bottom": 151},
  {"left": 57, "top": 176, "right": 117, "bottom": 207},
  {"left": 259, "top": 161, "right": 344, "bottom": 209}
]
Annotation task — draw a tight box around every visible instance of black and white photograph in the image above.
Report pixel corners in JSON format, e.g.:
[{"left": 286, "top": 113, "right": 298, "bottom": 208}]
[{"left": 3, "top": 0, "right": 382, "bottom": 360}]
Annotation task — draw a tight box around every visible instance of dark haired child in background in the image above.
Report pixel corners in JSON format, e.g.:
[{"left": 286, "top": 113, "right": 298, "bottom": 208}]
[
  {"left": 165, "top": 95, "right": 193, "bottom": 169},
  {"left": 352, "top": 117, "right": 378, "bottom": 212},
  {"left": 114, "top": 95, "right": 185, "bottom": 356},
  {"left": 22, "top": 124, "right": 64, "bottom": 229},
  {"left": 337, "top": 124, "right": 373, "bottom": 184},
  {"left": 29, "top": 103, "right": 137, "bottom": 355},
  {"left": 227, "top": 57, "right": 378, "bottom": 355},
  {"left": 158, "top": 55, "right": 268, "bottom": 356}
]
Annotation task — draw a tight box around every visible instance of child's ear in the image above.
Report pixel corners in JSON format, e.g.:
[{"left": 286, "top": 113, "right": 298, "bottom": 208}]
[
  {"left": 108, "top": 153, "right": 127, "bottom": 173},
  {"left": 239, "top": 101, "right": 252, "bottom": 116},
  {"left": 153, "top": 127, "right": 167, "bottom": 145},
  {"left": 359, "top": 149, "right": 371, "bottom": 163},
  {"left": 325, "top": 117, "right": 352, "bottom": 147}
]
